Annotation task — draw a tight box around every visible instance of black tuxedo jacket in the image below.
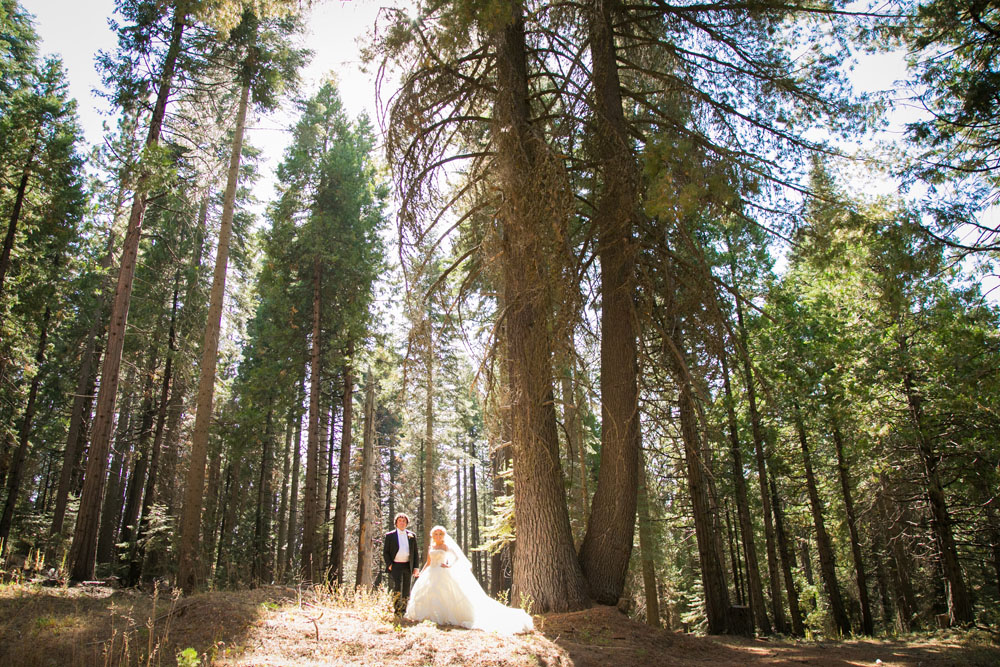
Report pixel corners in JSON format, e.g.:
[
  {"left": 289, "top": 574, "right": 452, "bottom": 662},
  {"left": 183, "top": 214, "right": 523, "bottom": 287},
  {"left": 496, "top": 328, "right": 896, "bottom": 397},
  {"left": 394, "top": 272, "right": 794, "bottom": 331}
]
[{"left": 383, "top": 529, "right": 419, "bottom": 572}]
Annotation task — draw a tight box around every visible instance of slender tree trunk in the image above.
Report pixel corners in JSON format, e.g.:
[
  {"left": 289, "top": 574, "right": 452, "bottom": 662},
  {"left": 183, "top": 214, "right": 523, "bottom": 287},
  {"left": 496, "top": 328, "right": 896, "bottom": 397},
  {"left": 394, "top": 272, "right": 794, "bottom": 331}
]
[
  {"left": 252, "top": 407, "right": 274, "bottom": 584},
  {"left": 637, "top": 453, "right": 661, "bottom": 627},
  {"left": 668, "top": 324, "right": 730, "bottom": 633},
  {"left": 330, "top": 349, "right": 354, "bottom": 583},
  {"left": 96, "top": 407, "right": 130, "bottom": 567},
  {"left": 899, "top": 366, "right": 974, "bottom": 624},
  {"left": 831, "top": 416, "right": 873, "bottom": 635},
  {"left": 0, "top": 307, "right": 50, "bottom": 543},
  {"left": 50, "top": 221, "right": 115, "bottom": 540},
  {"left": 768, "top": 471, "right": 804, "bottom": 636},
  {"left": 793, "top": 404, "right": 851, "bottom": 635},
  {"left": 493, "top": 2, "right": 590, "bottom": 613},
  {"left": 469, "top": 440, "right": 481, "bottom": 581},
  {"left": 726, "top": 502, "right": 744, "bottom": 606},
  {"left": 118, "top": 345, "right": 160, "bottom": 549},
  {"left": 578, "top": 0, "right": 641, "bottom": 606},
  {"left": 68, "top": 6, "right": 187, "bottom": 581},
  {"left": 286, "top": 388, "right": 303, "bottom": 574},
  {"left": 721, "top": 352, "right": 771, "bottom": 634},
  {"left": 276, "top": 412, "right": 292, "bottom": 580},
  {"left": 126, "top": 271, "right": 180, "bottom": 586},
  {"left": 176, "top": 76, "right": 251, "bottom": 593},
  {"left": 490, "top": 416, "right": 513, "bottom": 598},
  {"left": 878, "top": 480, "right": 916, "bottom": 630},
  {"left": 733, "top": 293, "right": 787, "bottom": 634},
  {"left": 300, "top": 259, "right": 323, "bottom": 581},
  {"left": 0, "top": 141, "right": 38, "bottom": 298},
  {"left": 319, "top": 405, "right": 332, "bottom": 573},
  {"left": 422, "top": 322, "right": 435, "bottom": 541},
  {"left": 214, "top": 454, "right": 243, "bottom": 584},
  {"left": 356, "top": 372, "right": 377, "bottom": 588}
]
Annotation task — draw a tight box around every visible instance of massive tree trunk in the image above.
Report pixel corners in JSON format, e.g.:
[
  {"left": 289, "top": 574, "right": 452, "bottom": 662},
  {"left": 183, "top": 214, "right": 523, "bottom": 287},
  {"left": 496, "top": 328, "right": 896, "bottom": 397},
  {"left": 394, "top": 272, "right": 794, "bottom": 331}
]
[
  {"left": 356, "top": 372, "right": 378, "bottom": 588},
  {"left": 793, "top": 404, "right": 852, "bottom": 636},
  {"left": 0, "top": 308, "right": 50, "bottom": 544},
  {"left": 177, "top": 76, "right": 251, "bottom": 593},
  {"left": 831, "top": 415, "right": 874, "bottom": 635},
  {"left": 493, "top": 2, "right": 590, "bottom": 613},
  {"left": 330, "top": 349, "right": 354, "bottom": 583},
  {"left": 721, "top": 352, "right": 771, "bottom": 634},
  {"left": 68, "top": 5, "right": 187, "bottom": 581},
  {"left": 577, "top": 0, "right": 642, "bottom": 607}
]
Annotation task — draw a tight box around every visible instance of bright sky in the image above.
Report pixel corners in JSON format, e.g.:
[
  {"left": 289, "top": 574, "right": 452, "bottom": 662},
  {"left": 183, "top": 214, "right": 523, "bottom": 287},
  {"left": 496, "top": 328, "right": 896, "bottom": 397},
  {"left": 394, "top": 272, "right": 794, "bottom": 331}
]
[{"left": 21, "top": 0, "right": 405, "bottom": 204}]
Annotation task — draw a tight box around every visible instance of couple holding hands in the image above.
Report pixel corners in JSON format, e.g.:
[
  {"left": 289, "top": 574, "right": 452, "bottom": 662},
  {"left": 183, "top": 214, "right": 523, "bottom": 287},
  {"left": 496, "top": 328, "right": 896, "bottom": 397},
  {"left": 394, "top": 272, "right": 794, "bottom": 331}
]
[{"left": 382, "top": 513, "right": 533, "bottom": 634}]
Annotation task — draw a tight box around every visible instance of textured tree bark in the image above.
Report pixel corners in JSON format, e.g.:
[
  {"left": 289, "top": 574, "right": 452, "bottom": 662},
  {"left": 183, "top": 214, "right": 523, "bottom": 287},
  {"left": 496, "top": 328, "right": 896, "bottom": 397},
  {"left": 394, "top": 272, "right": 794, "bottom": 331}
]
[
  {"left": 578, "top": 0, "right": 641, "bottom": 606},
  {"left": 177, "top": 76, "right": 251, "bottom": 593},
  {"left": 831, "top": 416, "right": 874, "bottom": 635},
  {"left": 68, "top": 5, "right": 187, "bottom": 582},
  {"left": 356, "top": 373, "right": 378, "bottom": 588},
  {"left": 721, "top": 353, "right": 771, "bottom": 634},
  {"left": 793, "top": 405, "right": 851, "bottom": 636},
  {"left": 493, "top": 2, "right": 590, "bottom": 613},
  {"left": 330, "top": 350, "right": 354, "bottom": 583},
  {"left": 0, "top": 308, "right": 50, "bottom": 543}
]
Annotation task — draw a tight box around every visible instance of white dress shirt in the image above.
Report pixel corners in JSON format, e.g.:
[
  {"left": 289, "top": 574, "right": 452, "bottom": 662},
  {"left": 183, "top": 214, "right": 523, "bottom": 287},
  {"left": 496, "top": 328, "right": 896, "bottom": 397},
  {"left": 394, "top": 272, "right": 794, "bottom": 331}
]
[{"left": 394, "top": 529, "right": 410, "bottom": 562}]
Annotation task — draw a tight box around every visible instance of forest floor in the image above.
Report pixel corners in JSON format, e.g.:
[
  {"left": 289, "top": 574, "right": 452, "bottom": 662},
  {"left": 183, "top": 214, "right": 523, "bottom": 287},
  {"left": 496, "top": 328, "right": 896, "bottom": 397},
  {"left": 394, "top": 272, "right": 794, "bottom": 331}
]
[{"left": 0, "top": 579, "right": 998, "bottom": 666}]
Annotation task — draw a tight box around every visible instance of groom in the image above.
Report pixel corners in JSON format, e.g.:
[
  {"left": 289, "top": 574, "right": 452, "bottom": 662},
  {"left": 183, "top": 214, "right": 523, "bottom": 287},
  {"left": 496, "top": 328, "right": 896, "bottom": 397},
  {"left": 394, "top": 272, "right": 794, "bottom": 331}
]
[{"left": 383, "top": 513, "right": 419, "bottom": 615}]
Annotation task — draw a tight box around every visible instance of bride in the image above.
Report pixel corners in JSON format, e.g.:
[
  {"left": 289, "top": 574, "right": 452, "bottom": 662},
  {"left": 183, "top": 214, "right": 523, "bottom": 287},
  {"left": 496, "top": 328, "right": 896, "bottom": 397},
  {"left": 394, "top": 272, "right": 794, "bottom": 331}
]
[{"left": 405, "top": 525, "right": 533, "bottom": 634}]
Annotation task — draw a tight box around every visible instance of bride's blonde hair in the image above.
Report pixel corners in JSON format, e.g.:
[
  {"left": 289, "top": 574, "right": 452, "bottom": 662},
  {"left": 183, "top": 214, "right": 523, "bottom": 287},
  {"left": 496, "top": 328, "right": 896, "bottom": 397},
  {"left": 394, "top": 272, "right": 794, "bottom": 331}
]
[{"left": 429, "top": 525, "right": 447, "bottom": 537}]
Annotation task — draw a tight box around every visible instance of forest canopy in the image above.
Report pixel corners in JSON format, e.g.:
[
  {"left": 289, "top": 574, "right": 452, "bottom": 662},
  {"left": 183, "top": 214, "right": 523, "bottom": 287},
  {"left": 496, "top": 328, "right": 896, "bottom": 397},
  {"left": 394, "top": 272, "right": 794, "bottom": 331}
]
[{"left": 0, "top": 0, "right": 998, "bottom": 640}]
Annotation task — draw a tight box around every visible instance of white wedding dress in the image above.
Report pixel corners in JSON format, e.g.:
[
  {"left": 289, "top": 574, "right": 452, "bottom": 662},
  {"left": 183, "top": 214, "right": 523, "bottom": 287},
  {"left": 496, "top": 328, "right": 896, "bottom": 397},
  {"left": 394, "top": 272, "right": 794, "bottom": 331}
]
[{"left": 405, "top": 544, "right": 533, "bottom": 634}]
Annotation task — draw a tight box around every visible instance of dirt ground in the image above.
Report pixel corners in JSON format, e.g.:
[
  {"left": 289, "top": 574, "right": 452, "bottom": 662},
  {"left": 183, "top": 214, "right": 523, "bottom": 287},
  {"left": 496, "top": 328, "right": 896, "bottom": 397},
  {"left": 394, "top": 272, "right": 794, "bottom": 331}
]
[{"left": 1, "top": 582, "right": 997, "bottom": 666}]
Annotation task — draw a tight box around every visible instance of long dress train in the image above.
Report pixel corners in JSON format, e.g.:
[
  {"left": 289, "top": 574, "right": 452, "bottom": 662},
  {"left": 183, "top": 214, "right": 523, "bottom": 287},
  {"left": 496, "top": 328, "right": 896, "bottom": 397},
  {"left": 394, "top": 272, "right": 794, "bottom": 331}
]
[{"left": 405, "top": 546, "right": 533, "bottom": 634}]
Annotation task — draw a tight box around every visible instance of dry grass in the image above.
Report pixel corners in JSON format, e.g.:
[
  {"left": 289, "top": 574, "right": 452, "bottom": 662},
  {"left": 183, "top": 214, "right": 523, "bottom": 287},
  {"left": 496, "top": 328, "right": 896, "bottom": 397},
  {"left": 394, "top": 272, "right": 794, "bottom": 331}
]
[{"left": 1, "top": 579, "right": 998, "bottom": 666}]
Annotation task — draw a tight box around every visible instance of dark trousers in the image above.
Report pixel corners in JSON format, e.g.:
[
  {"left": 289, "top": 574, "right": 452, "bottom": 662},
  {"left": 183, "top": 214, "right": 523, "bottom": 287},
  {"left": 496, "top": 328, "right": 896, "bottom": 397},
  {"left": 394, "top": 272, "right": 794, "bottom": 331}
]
[{"left": 389, "top": 562, "right": 412, "bottom": 613}]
